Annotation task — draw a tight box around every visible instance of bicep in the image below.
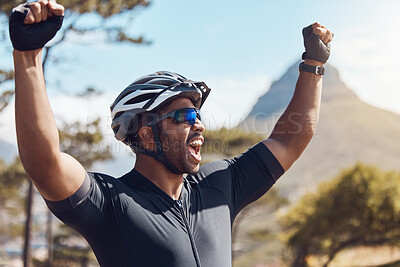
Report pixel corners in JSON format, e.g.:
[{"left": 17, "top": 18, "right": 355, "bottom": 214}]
[{"left": 33, "top": 152, "right": 86, "bottom": 201}]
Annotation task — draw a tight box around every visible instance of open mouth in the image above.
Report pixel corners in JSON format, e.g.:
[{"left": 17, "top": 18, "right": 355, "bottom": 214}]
[{"left": 188, "top": 137, "right": 203, "bottom": 163}]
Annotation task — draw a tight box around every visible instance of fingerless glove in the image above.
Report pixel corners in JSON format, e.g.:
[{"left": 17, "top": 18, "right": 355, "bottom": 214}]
[{"left": 9, "top": 4, "right": 63, "bottom": 51}]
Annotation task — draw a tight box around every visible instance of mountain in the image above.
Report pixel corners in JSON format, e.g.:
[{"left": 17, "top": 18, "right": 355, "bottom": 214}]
[{"left": 239, "top": 62, "right": 400, "bottom": 198}]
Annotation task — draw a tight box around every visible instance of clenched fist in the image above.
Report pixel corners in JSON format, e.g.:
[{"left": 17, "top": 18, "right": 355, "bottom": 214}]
[
  {"left": 9, "top": 0, "right": 65, "bottom": 51},
  {"left": 302, "top": 22, "right": 333, "bottom": 64}
]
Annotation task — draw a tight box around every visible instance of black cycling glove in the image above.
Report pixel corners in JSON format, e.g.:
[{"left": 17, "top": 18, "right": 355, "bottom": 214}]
[
  {"left": 9, "top": 3, "right": 64, "bottom": 51},
  {"left": 302, "top": 24, "right": 330, "bottom": 63}
]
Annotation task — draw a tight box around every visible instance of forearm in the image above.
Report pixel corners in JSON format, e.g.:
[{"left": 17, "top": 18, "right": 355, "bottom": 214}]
[
  {"left": 269, "top": 60, "right": 323, "bottom": 158},
  {"left": 14, "top": 49, "right": 61, "bottom": 179}
]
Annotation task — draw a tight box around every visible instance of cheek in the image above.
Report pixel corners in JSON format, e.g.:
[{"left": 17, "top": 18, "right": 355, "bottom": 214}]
[
  {"left": 160, "top": 127, "right": 190, "bottom": 151},
  {"left": 160, "top": 120, "right": 189, "bottom": 136}
]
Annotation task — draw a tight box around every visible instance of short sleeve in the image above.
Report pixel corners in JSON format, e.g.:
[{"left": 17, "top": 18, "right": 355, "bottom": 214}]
[
  {"left": 192, "top": 142, "right": 284, "bottom": 218},
  {"left": 44, "top": 172, "right": 118, "bottom": 238},
  {"left": 45, "top": 172, "right": 92, "bottom": 213},
  {"left": 44, "top": 173, "right": 126, "bottom": 265}
]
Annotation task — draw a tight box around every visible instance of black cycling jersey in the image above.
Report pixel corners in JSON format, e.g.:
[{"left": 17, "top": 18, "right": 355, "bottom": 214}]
[{"left": 46, "top": 142, "right": 284, "bottom": 267}]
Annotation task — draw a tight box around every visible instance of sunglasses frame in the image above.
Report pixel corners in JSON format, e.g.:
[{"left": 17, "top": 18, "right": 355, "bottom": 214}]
[{"left": 149, "top": 107, "right": 201, "bottom": 126}]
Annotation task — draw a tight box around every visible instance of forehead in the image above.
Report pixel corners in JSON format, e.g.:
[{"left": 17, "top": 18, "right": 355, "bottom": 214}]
[{"left": 163, "top": 98, "right": 195, "bottom": 114}]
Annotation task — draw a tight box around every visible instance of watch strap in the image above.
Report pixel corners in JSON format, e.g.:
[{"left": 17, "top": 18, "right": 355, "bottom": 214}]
[{"left": 299, "top": 62, "right": 325, "bottom": 75}]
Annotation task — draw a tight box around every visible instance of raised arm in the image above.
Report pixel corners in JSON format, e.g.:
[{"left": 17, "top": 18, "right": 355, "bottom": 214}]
[
  {"left": 263, "top": 23, "right": 333, "bottom": 171},
  {"left": 12, "top": 0, "right": 85, "bottom": 201}
]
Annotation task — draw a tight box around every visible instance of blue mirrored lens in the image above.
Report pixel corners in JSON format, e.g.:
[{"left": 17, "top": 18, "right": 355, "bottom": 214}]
[{"left": 175, "top": 108, "right": 200, "bottom": 125}]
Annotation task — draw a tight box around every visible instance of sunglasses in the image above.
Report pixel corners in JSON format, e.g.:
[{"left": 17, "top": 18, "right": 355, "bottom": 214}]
[{"left": 151, "top": 108, "right": 202, "bottom": 126}]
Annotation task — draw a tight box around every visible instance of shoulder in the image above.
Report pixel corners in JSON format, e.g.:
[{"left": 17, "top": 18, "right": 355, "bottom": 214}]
[
  {"left": 188, "top": 160, "right": 231, "bottom": 183},
  {"left": 189, "top": 142, "right": 284, "bottom": 183},
  {"left": 88, "top": 171, "right": 119, "bottom": 185},
  {"left": 46, "top": 172, "right": 120, "bottom": 213}
]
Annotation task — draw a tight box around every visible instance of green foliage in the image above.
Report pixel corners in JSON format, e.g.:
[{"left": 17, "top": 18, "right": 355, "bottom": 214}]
[
  {"left": 54, "top": 0, "right": 152, "bottom": 46},
  {"left": 51, "top": 224, "right": 96, "bottom": 267},
  {"left": 249, "top": 228, "right": 273, "bottom": 242},
  {"left": 52, "top": 118, "right": 113, "bottom": 264},
  {"left": 0, "top": 0, "right": 149, "bottom": 19},
  {"left": 59, "top": 117, "right": 113, "bottom": 169},
  {"left": 0, "top": 69, "right": 14, "bottom": 83},
  {"left": 33, "top": 243, "right": 96, "bottom": 267},
  {"left": 0, "top": 118, "right": 112, "bottom": 263},
  {"left": 377, "top": 259, "right": 400, "bottom": 267},
  {"left": 256, "top": 186, "right": 289, "bottom": 210},
  {"left": 1, "top": 1, "right": 146, "bottom": 264},
  {"left": 0, "top": 0, "right": 151, "bottom": 111},
  {"left": 0, "top": 0, "right": 151, "bottom": 46},
  {"left": 0, "top": 158, "right": 26, "bottom": 239},
  {"left": 280, "top": 163, "right": 400, "bottom": 266},
  {"left": 232, "top": 187, "right": 289, "bottom": 267},
  {"left": 57, "top": 0, "right": 150, "bottom": 18},
  {"left": 0, "top": 70, "right": 15, "bottom": 112},
  {"left": 76, "top": 87, "right": 102, "bottom": 97},
  {"left": 203, "top": 127, "right": 265, "bottom": 157},
  {"left": 0, "top": 0, "right": 24, "bottom": 15},
  {"left": 0, "top": 158, "right": 25, "bottom": 206}
]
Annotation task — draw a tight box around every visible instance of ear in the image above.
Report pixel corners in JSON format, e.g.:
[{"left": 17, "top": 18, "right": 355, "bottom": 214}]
[{"left": 138, "top": 126, "right": 154, "bottom": 149}]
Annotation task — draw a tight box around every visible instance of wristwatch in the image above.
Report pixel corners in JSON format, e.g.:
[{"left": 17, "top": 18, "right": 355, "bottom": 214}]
[{"left": 299, "top": 62, "right": 325, "bottom": 75}]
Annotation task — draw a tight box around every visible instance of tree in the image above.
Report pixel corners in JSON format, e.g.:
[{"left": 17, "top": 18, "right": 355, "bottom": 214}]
[
  {"left": 232, "top": 187, "right": 288, "bottom": 258},
  {"left": 280, "top": 163, "right": 400, "bottom": 267},
  {"left": 1, "top": 1, "right": 151, "bottom": 265},
  {"left": 0, "top": 116, "right": 113, "bottom": 267},
  {"left": 0, "top": 158, "right": 26, "bottom": 240},
  {"left": 203, "top": 127, "right": 265, "bottom": 158},
  {"left": 0, "top": 0, "right": 151, "bottom": 110},
  {"left": 0, "top": 70, "right": 14, "bottom": 112},
  {"left": 45, "top": 117, "right": 113, "bottom": 267}
]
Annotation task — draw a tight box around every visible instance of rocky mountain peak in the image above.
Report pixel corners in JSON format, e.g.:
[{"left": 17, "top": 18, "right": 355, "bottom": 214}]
[{"left": 240, "top": 61, "right": 400, "bottom": 197}]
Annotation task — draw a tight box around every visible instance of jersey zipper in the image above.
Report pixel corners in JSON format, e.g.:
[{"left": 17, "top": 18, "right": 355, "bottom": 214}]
[{"left": 176, "top": 200, "right": 201, "bottom": 267}]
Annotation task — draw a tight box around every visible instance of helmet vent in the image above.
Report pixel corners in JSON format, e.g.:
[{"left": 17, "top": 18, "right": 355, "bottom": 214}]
[
  {"left": 124, "top": 93, "right": 158, "bottom": 105},
  {"left": 148, "top": 79, "right": 176, "bottom": 86},
  {"left": 113, "top": 111, "right": 123, "bottom": 119}
]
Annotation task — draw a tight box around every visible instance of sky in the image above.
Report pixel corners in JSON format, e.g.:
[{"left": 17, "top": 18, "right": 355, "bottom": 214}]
[{"left": 1, "top": 0, "right": 400, "bottom": 146}]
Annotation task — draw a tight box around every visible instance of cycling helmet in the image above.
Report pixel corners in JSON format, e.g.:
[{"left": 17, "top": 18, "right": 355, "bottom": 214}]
[
  {"left": 111, "top": 71, "right": 210, "bottom": 142},
  {"left": 110, "top": 71, "right": 211, "bottom": 174}
]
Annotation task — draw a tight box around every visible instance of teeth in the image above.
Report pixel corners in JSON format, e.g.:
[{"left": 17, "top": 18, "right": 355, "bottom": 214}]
[{"left": 190, "top": 140, "right": 203, "bottom": 147}]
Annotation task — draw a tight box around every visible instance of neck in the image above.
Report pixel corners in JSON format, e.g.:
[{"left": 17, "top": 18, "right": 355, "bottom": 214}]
[{"left": 134, "top": 154, "right": 184, "bottom": 200}]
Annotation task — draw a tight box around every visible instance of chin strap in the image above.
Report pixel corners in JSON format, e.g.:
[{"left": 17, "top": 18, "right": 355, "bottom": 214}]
[{"left": 137, "top": 124, "right": 183, "bottom": 175}]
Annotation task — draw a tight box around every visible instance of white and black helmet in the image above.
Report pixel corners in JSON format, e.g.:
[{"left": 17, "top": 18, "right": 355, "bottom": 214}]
[{"left": 110, "top": 71, "right": 211, "bottom": 143}]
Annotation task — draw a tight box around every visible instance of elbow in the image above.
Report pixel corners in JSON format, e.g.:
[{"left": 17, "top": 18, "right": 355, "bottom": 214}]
[
  {"left": 293, "top": 132, "right": 317, "bottom": 161},
  {"left": 283, "top": 126, "right": 317, "bottom": 162}
]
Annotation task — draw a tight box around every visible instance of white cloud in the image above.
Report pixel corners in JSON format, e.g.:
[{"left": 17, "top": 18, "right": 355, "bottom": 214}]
[{"left": 0, "top": 92, "right": 118, "bottom": 148}]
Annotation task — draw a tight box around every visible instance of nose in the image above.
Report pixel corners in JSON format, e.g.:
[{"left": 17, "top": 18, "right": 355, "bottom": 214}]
[{"left": 192, "top": 118, "right": 205, "bottom": 133}]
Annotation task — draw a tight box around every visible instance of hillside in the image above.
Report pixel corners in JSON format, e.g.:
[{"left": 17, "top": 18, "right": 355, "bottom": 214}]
[{"left": 239, "top": 62, "right": 400, "bottom": 197}]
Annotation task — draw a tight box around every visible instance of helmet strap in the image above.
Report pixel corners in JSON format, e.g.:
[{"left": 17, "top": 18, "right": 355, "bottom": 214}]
[{"left": 136, "top": 124, "right": 183, "bottom": 175}]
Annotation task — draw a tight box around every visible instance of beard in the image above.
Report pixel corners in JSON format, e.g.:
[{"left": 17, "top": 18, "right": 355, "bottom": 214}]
[{"left": 158, "top": 126, "right": 201, "bottom": 175}]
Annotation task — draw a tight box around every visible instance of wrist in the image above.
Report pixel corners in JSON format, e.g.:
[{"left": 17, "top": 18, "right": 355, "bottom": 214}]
[
  {"left": 13, "top": 48, "right": 43, "bottom": 68},
  {"left": 304, "top": 59, "right": 324, "bottom": 67},
  {"left": 299, "top": 62, "right": 325, "bottom": 75},
  {"left": 13, "top": 48, "right": 42, "bottom": 55}
]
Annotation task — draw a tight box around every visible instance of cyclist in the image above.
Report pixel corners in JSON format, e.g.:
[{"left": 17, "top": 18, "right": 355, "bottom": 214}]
[{"left": 10, "top": 1, "right": 333, "bottom": 266}]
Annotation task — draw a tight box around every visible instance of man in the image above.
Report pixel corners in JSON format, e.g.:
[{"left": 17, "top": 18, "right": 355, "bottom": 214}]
[{"left": 10, "top": 1, "right": 333, "bottom": 266}]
